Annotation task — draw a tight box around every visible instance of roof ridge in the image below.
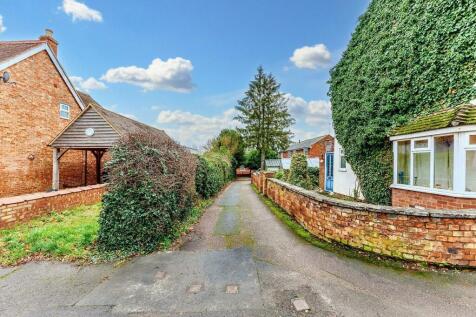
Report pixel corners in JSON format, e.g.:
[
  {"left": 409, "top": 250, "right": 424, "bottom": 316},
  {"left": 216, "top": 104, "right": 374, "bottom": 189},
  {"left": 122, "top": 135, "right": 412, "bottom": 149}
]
[{"left": 0, "top": 40, "right": 44, "bottom": 44}]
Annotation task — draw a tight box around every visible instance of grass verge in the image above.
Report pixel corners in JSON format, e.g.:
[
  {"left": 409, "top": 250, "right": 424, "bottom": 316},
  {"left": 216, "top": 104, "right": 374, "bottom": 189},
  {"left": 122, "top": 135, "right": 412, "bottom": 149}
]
[
  {"left": 0, "top": 204, "right": 101, "bottom": 266},
  {"left": 0, "top": 199, "right": 214, "bottom": 267},
  {"left": 251, "top": 184, "right": 461, "bottom": 273}
]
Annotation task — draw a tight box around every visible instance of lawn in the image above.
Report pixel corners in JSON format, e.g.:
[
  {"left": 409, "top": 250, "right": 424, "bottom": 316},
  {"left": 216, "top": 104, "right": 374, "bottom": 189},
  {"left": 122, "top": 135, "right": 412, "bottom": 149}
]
[
  {"left": 0, "top": 199, "right": 213, "bottom": 267},
  {"left": 0, "top": 204, "right": 101, "bottom": 266}
]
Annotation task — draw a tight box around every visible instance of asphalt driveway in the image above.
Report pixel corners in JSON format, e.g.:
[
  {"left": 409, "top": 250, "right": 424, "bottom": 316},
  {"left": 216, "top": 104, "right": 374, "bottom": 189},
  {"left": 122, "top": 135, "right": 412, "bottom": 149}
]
[{"left": 1, "top": 179, "right": 476, "bottom": 316}]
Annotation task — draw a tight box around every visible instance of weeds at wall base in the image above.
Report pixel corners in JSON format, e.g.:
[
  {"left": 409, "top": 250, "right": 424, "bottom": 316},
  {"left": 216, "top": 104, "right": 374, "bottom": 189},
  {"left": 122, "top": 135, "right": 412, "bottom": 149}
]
[{"left": 251, "top": 184, "right": 468, "bottom": 274}]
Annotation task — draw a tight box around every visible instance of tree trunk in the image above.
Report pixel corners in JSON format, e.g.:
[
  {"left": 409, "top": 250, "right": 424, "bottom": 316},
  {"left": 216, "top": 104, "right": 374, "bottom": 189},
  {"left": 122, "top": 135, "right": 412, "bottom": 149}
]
[{"left": 260, "top": 149, "right": 265, "bottom": 171}]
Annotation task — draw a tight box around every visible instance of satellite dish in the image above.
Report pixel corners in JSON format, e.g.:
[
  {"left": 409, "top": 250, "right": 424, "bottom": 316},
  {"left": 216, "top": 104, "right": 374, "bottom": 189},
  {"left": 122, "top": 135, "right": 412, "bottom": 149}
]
[{"left": 1, "top": 71, "right": 10, "bottom": 83}]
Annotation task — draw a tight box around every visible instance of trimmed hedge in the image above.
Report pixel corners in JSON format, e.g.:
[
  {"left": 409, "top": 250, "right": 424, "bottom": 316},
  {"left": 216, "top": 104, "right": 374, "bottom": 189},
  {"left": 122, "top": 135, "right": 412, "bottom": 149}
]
[
  {"left": 97, "top": 133, "right": 197, "bottom": 253},
  {"left": 329, "top": 0, "right": 476, "bottom": 204}
]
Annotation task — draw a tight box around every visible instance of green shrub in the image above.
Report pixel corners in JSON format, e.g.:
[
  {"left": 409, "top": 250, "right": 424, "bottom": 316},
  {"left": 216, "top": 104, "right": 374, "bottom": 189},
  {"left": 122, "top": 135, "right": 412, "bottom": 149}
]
[
  {"left": 287, "top": 153, "right": 312, "bottom": 189},
  {"left": 329, "top": 0, "right": 476, "bottom": 204},
  {"left": 308, "top": 167, "right": 319, "bottom": 189},
  {"left": 195, "top": 151, "right": 233, "bottom": 199},
  {"left": 274, "top": 169, "right": 285, "bottom": 180},
  {"left": 97, "top": 133, "right": 197, "bottom": 253}
]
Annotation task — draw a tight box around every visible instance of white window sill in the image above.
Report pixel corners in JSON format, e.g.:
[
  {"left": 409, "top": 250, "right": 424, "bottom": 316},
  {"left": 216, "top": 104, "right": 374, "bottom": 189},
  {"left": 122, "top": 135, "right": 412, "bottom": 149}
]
[
  {"left": 391, "top": 184, "right": 476, "bottom": 199},
  {"left": 338, "top": 168, "right": 347, "bottom": 172}
]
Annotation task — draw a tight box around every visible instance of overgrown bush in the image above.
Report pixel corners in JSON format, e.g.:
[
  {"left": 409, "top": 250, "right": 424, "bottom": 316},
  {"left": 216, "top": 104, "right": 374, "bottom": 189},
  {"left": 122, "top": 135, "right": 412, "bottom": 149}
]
[
  {"left": 195, "top": 151, "right": 233, "bottom": 199},
  {"left": 97, "top": 133, "right": 197, "bottom": 253},
  {"left": 308, "top": 167, "right": 319, "bottom": 189},
  {"left": 274, "top": 169, "right": 285, "bottom": 180},
  {"left": 287, "top": 153, "right": 312, "bottom": 189},
  {"left": 329, "top": 0, "right": 476, "bottom": 204}
]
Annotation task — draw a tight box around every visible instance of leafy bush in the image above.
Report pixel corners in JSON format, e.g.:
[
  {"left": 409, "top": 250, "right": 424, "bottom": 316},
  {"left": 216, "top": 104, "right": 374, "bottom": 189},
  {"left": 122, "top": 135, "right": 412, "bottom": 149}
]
[
  {"left": 274, "top": 169, "right": 285, "bottom": 180},
  {"left": 97, "top": 133, "right": 197, "bottom": 253},
  {"left": 308, "top": 167, "right": 319, "bottom": 189},
  {"left": 195, "top": 150, "right": 234, "bottom": 199},
  {"left": 287, "top": 153, "right": 312, "bottom": 189},
  {"left": 329, "top": 0, "right": 476, "bottom": 204},
  {"left": 244, "top": 148, "right": 278, "bottom": 170}
]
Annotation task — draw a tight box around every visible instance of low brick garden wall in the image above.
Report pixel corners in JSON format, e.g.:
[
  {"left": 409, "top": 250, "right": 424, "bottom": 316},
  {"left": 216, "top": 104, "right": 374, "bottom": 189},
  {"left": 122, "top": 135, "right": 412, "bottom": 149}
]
[
  {"left": 0, "top": 184, "right": 106, "bottom": 228},
  {"left": 252, "top": 172, "right": 476, "bottom": 267}
]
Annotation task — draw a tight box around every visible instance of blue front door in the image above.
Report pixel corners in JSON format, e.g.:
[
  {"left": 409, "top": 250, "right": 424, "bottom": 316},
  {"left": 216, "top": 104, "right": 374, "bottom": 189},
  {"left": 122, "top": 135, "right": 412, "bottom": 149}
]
[{"left": 325, "top": 152, "right": 334, "bottom": 192}]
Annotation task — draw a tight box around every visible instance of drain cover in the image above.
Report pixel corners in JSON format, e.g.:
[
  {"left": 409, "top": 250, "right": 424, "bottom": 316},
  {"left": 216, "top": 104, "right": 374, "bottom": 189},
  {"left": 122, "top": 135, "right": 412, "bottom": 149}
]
[{"left": 292, "top": 298, "right": 310, "bottom": 312}]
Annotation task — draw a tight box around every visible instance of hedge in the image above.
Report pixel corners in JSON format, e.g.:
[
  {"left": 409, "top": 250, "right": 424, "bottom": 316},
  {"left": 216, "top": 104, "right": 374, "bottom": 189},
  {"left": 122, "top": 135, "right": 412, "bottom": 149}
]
[
  {"left": 195, "top": 151, "right": 233, "bottom": 199},
  {"left": 97, "top": 133, "right": 197, "bottom": 253},
  {"left": 329, "top": 0, "right": 476, "bottom": 204}
]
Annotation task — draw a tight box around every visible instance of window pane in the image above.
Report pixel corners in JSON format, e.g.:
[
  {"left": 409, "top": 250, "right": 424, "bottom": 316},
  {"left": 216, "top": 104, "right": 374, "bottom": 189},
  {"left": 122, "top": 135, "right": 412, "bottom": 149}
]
[
  {"left": 466, "top": 151, "right": 476, "bottom": 192},
  {"left": 434, "top": 135, "right": 454, "bottom": 190},
  {"left": 413, "top": 152, "right": 430, "bottom": 187},
  {"left": 414, "top": 139, "right": 428, "bottom": 149},
  {"left": 470, "top": 135, "right": 476, "bottom": 145},
  {"left": 340, "top": 155, "right": 346, "bottom": 169},
  {"left": 397, "top": 140, "right": 410, "bottom": 185}
]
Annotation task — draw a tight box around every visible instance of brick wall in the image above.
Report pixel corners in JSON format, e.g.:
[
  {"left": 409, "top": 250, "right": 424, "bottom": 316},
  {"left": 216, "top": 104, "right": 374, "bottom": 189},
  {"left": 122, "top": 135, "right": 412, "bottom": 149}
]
[
  {"left": 0, "top": 184, "right": 106, "bottom": 228},
  {"left": 252, "top": 173, "right": 476, "bottom": 267},
  {"left": 392, "top": 188, "right": 476, "bottom": 210},
  {"left": 0, "top": 50, "right": 103, "bottom": 197}
]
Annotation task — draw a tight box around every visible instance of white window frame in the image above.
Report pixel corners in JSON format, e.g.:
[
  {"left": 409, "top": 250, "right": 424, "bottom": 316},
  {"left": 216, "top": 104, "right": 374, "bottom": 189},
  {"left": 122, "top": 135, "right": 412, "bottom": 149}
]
[
  {"left": 390, "top": 127, "right": 476, "bottom": 198},
  {"left": 339, "top": 147, "right": 347, "bottom": 171},
  {"left": 59, "top": 103, "right": 70, "bottom": 120}
]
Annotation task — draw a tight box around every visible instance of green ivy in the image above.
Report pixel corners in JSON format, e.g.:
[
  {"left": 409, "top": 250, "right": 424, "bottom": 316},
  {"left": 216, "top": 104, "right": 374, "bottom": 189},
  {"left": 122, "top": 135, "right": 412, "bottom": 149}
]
[{"left": 329, "top": 0, "right": 476, "bottom": 204}]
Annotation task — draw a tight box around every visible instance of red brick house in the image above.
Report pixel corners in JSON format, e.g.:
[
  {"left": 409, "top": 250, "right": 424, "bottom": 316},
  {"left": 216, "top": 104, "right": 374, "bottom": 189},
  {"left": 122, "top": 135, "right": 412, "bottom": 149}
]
[
  {"left": 390, "top": 104, "right": 476, "bottom": 210},
  {"left": 0, "top": 30, "right": 103, "bottom": 198},
  {"left": 280, "top": 135, "right": 334, "bottom": 190}
]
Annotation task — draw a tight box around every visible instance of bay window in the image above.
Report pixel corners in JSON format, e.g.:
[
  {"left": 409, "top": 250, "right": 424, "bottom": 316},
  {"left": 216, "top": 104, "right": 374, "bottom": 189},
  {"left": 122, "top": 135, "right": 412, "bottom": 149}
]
[{"left": 392, "top": 131, "right": 476, "bottom": 197}]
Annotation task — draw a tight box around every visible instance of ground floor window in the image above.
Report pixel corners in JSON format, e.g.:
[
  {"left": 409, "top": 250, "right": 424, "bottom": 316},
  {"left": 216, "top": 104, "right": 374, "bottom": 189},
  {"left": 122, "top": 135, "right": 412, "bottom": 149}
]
[
  {"left": 413, "top": 152, "right": 430, "bottom": 187},
  {"left": 467, "top": 150, "right": 476, "bottom": 192},
  {"left": 434, "top": 135, "right": 454, "bottom": 190},
  {"left": 397, "top": 140, "right": 410, "bottom": 185}
]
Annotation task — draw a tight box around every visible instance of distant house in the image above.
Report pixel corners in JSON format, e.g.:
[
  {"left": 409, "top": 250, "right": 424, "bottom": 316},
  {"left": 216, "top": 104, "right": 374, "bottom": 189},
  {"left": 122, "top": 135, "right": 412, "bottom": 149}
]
[
  {"left": 280, "top": 135, "right": 334, "bottom": 191},
  {"left": 389, "top": 103, "right": 476, "bottom": 210},
  {"left": 333, "top": 139, "right": 363, "bottom": 199}
]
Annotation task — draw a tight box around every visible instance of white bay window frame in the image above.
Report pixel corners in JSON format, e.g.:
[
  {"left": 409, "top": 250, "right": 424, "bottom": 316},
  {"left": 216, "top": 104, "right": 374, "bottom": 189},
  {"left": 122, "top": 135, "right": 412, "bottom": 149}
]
[{"left": 391, "top": 126, "right": 476, "bottom": 198}]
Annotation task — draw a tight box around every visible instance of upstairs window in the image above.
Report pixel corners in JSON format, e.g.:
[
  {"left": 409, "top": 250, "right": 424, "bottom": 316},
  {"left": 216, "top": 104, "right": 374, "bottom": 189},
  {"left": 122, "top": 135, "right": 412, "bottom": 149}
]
[
  {"left": 60, "top": 103, "right": 70, "bottom": 119},
  {"left": 339, "top": 148, "right": 347, "bottom": 170}
]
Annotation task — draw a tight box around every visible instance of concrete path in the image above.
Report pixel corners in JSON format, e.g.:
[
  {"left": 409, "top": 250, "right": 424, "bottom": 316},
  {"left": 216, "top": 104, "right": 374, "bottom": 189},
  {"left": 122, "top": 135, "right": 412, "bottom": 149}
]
[{"left": 2, "top": 179, "right": 476, "bottom": 316}]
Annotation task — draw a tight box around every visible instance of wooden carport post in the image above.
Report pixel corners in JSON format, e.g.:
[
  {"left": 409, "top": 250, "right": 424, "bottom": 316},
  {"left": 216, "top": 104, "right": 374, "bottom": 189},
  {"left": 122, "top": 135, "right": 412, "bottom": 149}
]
[
  {"left": 52, "top": 147, "right": 60, "bottom": 191},
  {"left": 92, "top": 150, "right": 105, "bottom": 184}
]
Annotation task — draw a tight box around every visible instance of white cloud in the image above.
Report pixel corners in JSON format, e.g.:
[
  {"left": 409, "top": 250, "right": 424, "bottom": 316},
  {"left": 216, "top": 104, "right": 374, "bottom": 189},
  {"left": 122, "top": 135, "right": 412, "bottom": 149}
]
[
  {"left": 290, "top": 44, "right": 331, "bottom": 70},
  {"left": 0, "top": 15, "right": 6, "bottom": 33},
  {"left": 285, "top": 93, "right": 333, "bottom": 140},
  {"left": 70, "top": 76, "right": 107, "bottom": 92},
  {"left": 61, "top": 0, "right": 103, "bottom": 22},
  {"left": 102, "top": 57, "right": 194, "bottom": 93},
  {"left": 156, "top": 108, "right": 238, "bottom": 147}
]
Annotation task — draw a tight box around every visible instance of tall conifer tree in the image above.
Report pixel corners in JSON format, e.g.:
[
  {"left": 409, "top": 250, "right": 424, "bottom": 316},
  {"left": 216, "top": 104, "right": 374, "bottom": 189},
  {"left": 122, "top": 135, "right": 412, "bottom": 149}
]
[{"left": 235, "top": 66, "right": 295, "bottom": 170}]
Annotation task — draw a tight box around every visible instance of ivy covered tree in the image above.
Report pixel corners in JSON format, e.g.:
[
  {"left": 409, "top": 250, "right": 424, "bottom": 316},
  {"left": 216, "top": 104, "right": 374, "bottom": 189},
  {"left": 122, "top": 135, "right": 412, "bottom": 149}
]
[
  {"left": 209, "top": 129, "right": 245, "bottom": 169},
  {"left": 329, "top": 0, "right": 476, "bottom": 204},
  {"left": 235, "top": 66, "right": 295, "bottom": 170}
]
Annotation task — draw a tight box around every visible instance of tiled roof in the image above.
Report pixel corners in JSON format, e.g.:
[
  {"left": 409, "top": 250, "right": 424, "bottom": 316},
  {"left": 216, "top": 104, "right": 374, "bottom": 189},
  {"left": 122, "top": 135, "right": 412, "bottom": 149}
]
[
  {"left": 390, "top": 103, "right": 476, "bottom": 136},
  {"left": 265, "top": 159, "right": 282, "bottom": 168},
  {"left": 286, "top": 135, "right": 326, "bottom": 151},
  {"left": 0, "top": 40, "right": 44, "bottom": 64},
  {"left": 77, "top": 91, "right": 172, "bottom": 141}
]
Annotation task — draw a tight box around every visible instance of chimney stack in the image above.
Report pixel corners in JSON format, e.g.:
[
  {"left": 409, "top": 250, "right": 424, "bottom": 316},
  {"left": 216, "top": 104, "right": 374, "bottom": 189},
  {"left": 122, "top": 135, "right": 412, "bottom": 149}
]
[{"left": 39, "top": 29, "right": 58, "bottom": 56}]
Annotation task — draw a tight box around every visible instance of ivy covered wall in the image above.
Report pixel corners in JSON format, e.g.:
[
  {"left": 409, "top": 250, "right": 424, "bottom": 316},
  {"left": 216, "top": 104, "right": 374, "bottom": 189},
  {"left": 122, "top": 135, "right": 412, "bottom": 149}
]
[{"left": 329, "top": 0, "right": 476, "bottom": 204}]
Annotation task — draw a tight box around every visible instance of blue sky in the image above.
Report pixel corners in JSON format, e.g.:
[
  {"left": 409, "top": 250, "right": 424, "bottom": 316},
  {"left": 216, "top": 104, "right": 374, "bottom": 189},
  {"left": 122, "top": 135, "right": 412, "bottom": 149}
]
[{"left": 1, "top": 0, "right": 370, "bottom": 148}]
